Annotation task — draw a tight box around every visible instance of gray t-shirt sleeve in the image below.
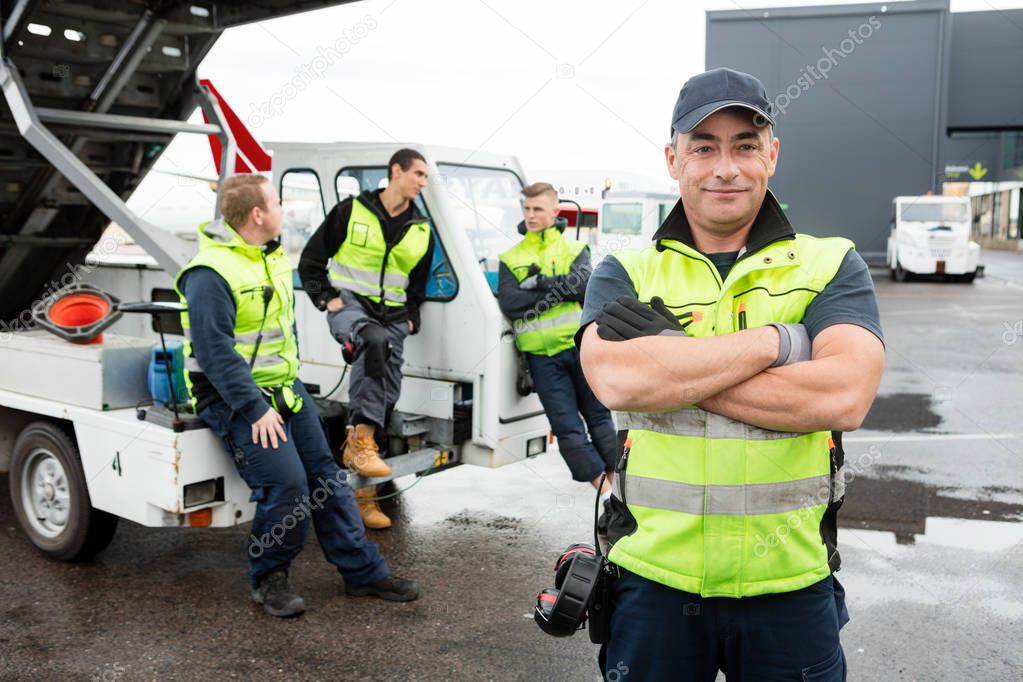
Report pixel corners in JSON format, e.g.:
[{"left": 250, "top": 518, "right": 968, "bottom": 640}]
[
  {"left": 575, "top": 255, "right": 638, "bottom": 346},
  {"left": 802, "top": 249, "right": 884, "bottom": 344}
]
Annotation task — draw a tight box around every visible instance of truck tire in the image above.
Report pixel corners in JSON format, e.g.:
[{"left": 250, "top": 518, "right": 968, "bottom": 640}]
[
  {"left": 894, "top": 261, "right": 910, "bottom": 282},
  {"left": 9, "top": 421, "right": 118, "bottom": 561}
]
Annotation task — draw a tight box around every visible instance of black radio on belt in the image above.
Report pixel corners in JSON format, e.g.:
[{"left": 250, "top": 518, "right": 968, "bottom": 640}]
[{"left": 533, "top": 542, "right": 609, "bottom": 641}]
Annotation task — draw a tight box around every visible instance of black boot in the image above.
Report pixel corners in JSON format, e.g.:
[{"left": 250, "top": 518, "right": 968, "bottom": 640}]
[
  {"left": 345, "top": 574, "right": 420, "bottom": 602},
  {"left": 251, "top": 571, "right": 306, "bottom": 617}
]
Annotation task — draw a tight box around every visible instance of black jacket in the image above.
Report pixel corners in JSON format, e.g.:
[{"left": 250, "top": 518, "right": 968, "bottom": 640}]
[
  {"left": 298, "top": 189, "right": 434, "bottom": 332},
  {"left": 496, "top": 231, "right": 591, "bottom": 322}
]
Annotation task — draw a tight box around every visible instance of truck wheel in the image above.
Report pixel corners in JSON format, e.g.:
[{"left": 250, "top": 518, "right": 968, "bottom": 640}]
[
  {"left": 894, "top": 261, "right": 910, "bottom": 282},
  {"left": 9, "top": 421, "right": 118, "bottom": 561}
]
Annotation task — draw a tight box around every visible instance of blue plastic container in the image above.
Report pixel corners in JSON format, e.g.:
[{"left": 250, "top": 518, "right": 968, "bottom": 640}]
[{"left": 148, "top": 340, "right": 188, "bottom": 405}]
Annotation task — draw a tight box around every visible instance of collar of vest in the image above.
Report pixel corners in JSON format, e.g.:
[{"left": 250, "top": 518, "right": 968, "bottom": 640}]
[
  {"left": 521, "top": 226, "right": 565, "bottom": 247},
  {"left": 652, "top": 189, "right": 794, "bottom": 257},
  {"left": 356, "top": 189, "right": 429, "bottom": 226},
  {"left": 197, "top": 219, "right": 280, "bottom": 260}
]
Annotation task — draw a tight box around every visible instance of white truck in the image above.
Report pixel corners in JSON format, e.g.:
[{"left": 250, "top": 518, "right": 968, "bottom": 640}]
[
  {"left": 0, "top": 8, "right": 551, "bottom": 561},
  {"left": 595, "top": 190, "right": 678, "bottom": 260},
  {"left": 886, "top": 195, "right": 980, "bottom": 282}
]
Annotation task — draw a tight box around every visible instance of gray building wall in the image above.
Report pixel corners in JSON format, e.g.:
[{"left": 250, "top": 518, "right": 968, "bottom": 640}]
[
  {"left": 706, "top": 1, "right": 950, "bottom": 259},
  {"left": 946, "top": 9, "right": 1023, "bottom": 184},
  {"left": 947, "top": 10, "right": 1023, "bottom": 131},
  {"left": 706, "top": 4, "right": 1023, "bottom": 257}
]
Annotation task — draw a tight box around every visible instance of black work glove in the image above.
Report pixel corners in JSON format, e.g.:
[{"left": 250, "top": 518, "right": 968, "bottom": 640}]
[
  {"left": 595, "top": 296, "right": 686, "bottom": 341},
  {"left": 519, "top": 264, "right": 542, "bottom": 290}
]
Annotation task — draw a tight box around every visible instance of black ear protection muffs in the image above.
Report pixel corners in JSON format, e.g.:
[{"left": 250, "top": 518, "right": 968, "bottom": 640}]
[
  {"left": 260, "top": 385, "right": 303, "bottom": 421},
  {"left": 270, "top": 385, "right": 303, "bottom": 420},
  {"left": 533, "top": 543, "right": 603, "bottom": 637}
]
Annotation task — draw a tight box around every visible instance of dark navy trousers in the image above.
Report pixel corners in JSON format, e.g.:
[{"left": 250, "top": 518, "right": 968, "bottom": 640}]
[
  {"left": 526, "top": 347, "right": 618, "bottom": 482},
  {"left": 600, "top": 570, "right": 849, "bottom": 681},
  {"left": 200, "top": 380, "right": 390, "bottom": 589}
]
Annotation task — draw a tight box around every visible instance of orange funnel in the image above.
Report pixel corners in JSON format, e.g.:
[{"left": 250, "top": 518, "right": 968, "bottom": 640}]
[{"left": 47, "top": 293, "right": 112, "bottom": 344}]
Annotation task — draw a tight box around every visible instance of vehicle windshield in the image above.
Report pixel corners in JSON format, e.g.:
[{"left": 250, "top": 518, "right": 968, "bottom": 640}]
[
  {"left": 900, "top": 201, "right": 969, "bottom": 223},
  {"left": 436, "top": 163, "right": 524, "bottom": 264},
  {"left": 602, "top": 202, "right": 643, "bottom": 235}
]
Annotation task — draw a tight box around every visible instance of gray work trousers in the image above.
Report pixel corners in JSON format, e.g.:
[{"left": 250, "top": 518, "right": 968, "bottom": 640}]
[{"left": 326, "top": 289, "right": 411, "bottom": 430}]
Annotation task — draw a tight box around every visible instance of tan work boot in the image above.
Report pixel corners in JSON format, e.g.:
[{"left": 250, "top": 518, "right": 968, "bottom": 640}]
[
  {"left": 341, "top": 424, "right": 391, "bottom": 477},
  {"left": 354, "top": 485, "right": 392, "bottom": 529}
]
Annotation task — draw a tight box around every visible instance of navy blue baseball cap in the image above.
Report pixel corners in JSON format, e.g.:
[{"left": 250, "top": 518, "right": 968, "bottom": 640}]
[{"left": 670, "top": 68, "right": 774, "bottom": 137}]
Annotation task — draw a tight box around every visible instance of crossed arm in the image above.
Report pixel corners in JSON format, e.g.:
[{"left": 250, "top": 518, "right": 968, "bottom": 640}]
[{"left": 579, "top": 322, "right": 884, "bottom": 433}]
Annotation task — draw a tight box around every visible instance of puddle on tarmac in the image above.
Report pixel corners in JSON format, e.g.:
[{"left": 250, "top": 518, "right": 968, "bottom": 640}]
[
  {"left": 840, "top": 516, "right": 1023, "bottom": 566},
  {"left": 841, "top": 474, "right": 1023, "bottom": 547},
  {"left": 861, "top": 393, "right": 943, "bottom": 432}
]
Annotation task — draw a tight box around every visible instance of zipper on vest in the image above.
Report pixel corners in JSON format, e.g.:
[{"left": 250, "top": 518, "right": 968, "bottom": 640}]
[
  {"left": 659, "top": 242, "right": 725, "bottom": 332},
  {"left": 737, "top": 302, "right": 747, "bottom": 331},
  {"left": 660, "top": 242, "right": 723, "bottom": 289},
  {"left": 617, "top": 436, "right": 632, "bottom": 505},
  {"left": 377, "top": 215, "right": 424, "bottom": 305},
  {"left": 379, "top": 242, "right": 393, "bottom": 304}
]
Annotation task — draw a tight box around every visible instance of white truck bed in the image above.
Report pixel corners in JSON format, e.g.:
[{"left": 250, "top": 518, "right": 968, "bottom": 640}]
[{"left": 0, "top": 332, "right": 253, "bottom": 528}]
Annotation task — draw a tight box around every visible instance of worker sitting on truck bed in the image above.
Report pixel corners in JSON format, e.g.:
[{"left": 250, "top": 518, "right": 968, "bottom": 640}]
[
  {"left": 298, "top": 148, "right": 435, "bottom": 530},
  {"left": 176, "top": 173, "right": 419, "bottom": 617},
  {"left": 496, "top": 182, "right": 618, "bottom": 495}
]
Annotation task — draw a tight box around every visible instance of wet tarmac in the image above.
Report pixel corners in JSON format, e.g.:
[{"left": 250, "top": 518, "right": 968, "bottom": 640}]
[{"left": 2, "top": 251, "right": 1023, "bottom": 680}]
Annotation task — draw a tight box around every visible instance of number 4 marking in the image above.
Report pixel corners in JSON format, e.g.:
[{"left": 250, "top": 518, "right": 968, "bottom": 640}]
[{"left": 112, "top": 452, "right": 122, "bottom": 476}]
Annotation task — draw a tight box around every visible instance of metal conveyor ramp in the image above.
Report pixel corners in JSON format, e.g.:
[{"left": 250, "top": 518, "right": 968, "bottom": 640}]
[{"left": 0, "top": 0, "right": 357, "bottom": 323}]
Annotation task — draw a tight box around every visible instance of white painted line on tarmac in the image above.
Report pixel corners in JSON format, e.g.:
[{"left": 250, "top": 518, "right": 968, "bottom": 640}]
[
  {"left": 846, "top": 433, "right": 1023, "bottom": 443},
  {"left": 882, "top": 303, "right": 1023, "bottom": 317}
]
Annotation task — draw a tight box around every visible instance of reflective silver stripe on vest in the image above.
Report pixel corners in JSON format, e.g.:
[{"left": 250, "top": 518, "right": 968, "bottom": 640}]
[
  {"left": 182, "top": 327, "right": 284, "bottom": 345},
  {"left": 234, "top": 327, "right": 284, "bottom": 345},
  {"left": 184, "top": 353, "right": 285, "bottom": 372},
  {"left": 623, "top": 473, "right": 831, "bottom": 516},
  {"left": 513, "top": 309, "right": 582, "bottom": 335},
  {"left": 832, "top": 465, "right": 847, "bottom": 502},
  {"left": 332, "top": 276, "right": 408, "bottom": 303},
  {"left": 251, "top": 354, "right": 288, "bottom": 368},
  {"left": 329, "top": 261, "right": 409, "bottom": 289},
  {"left": 615, "top": 408, "right": 806, "bottom": 441}
]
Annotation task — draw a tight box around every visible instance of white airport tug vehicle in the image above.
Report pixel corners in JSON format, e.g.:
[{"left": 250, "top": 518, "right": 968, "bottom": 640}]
[
  {"left": 887, "top": 194, "right": 980, "bottom": 282},
  {"left": 0, "top": 5, "right": 551, "bottom": 560}
]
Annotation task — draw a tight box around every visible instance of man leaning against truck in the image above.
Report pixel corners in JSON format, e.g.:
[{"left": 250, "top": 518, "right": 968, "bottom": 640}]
[
  {"left": 496, "top": 182, "right": 618, "bottom": 494},
  {"left": 176, "top": 174, "right": 419, "bottom": 617},
  {"left": 298, "top": 148, "right": 434, "bottom": 530},
  {"left": 578, "top": 68, "right": 884, "bottom": 680}
]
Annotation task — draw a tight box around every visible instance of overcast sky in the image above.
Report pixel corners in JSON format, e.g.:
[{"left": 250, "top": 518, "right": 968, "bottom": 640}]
[{"left": 130, "top": 0, "right": 1022, "bottom": 224}]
